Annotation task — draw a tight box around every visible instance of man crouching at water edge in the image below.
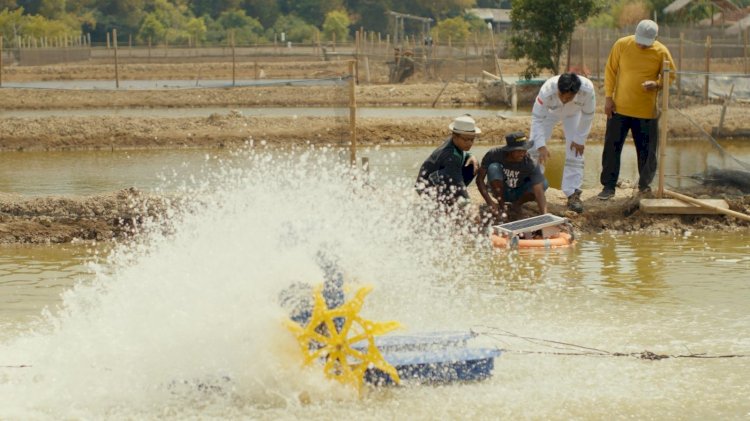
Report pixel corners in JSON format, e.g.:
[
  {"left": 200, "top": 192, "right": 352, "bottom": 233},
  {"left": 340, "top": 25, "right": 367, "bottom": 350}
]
[
  {"left": 415, "top": 114, "right": 480, "bottom": 207},
  {"left": 476, "top": 132, "right": 548, "bottom": 222}
]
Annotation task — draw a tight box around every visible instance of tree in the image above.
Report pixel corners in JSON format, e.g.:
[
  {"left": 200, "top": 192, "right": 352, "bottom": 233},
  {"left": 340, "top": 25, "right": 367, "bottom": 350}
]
[
  {"left": 243, "top": 0, "right": 281, "bottom": 28},
  {"left": 38, "top": 0, "right": 65, "bottom": 19},
  {"left": 0, "top": 0, "right": 18, "bottom": 10},
  {"left": 509, "top": 0, "right": 600, "bottom": 78},
  {"left": 137, "top": 12, "right": 165, "bottom": 43},
  {"left": 216, "top": 9, "right": 264, "bottom": 44},
  {"left": 322, "top": 9, "right": 349, "bottom": 42},
  {"left": 284, "top": 0, "right": 343, "bottom": 26},
  {"left": 0, "top": 7, "right": 24, "bottom": 40},
  {"left": 185, "top": 16, "right": 206, "bottom": 45},
  {"left": 432, "top": 16, "right": 470, "bottom": 43},
  {"left": 270, "top": 14, "right": 318, "bottom": 43}
]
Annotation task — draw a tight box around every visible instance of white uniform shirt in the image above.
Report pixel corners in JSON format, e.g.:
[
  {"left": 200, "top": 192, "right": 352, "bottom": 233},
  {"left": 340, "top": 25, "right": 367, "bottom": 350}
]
[{"left": 529, "top": 75, "right": 596, "bottom": 149}]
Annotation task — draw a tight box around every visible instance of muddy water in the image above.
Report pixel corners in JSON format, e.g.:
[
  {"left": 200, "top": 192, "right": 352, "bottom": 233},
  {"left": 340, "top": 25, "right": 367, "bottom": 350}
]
[
  {"left": 0, "top": 232, "right": 748, "bottom": 418},
  {"left": 0, "top": 145, "right": 748, "bottom": 419},
  {"left": 0, "top": 141, "right": 746, "bottom": 196}
]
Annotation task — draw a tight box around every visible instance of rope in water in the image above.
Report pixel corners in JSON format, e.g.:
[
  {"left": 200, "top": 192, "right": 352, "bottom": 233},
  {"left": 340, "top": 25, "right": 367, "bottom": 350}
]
[{"left": 473, "top": 326, "right": 748, "bottom": 360}]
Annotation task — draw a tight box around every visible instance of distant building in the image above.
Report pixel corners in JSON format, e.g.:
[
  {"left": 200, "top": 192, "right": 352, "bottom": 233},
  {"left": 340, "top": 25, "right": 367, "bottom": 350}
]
[{"left": 466, "top": 8, "right": 512, "bottom": 32}]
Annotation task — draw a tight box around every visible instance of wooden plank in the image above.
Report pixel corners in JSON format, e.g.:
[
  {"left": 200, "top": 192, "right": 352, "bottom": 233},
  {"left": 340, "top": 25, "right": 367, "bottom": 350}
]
[{"left": 640, "top": 198, "right": 729, "bottom": 214}]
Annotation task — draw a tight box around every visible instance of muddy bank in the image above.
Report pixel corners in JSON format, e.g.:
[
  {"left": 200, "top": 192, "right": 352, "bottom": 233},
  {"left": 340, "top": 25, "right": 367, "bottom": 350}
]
[
  {"left": 1, "top": 183, "right": 747, "bottom": 244},
  {"left": 0, "top": 104, "right": 748, "bottom": 152},
  {"left": 0, "top": 188, "right": 170, "bottom": 243}
]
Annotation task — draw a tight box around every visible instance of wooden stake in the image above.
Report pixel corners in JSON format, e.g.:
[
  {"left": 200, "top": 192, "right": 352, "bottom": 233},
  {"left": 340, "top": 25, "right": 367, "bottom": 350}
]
[
  {"left": 717, "top": 84, "right": 734, "bottom": 137},
  {"left": 113, "top": 29, "right": 120, "bottom": 89},
  {"left": 349, "top": 60, "right": 357, "bottom": 166},
  {"left": 657, "top": 59, "right": 669, "bottom": 198},
  {"left": 231, "top": 30, "right": 236, "bottom": 86},
  {"left": 0, "top": 35, "right": 3, "bottom": 87},
  {"left": 664, "top": 189, "right": 750, "bottom": 221},
  {"left": 704, "top": 35, "right": 711, "bottom": 104}
]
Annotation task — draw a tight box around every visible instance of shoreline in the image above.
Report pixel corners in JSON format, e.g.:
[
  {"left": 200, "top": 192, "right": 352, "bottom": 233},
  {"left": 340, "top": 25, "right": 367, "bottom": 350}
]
[{"left": 1, "top": 77, "right": 749, "bottom": 243}]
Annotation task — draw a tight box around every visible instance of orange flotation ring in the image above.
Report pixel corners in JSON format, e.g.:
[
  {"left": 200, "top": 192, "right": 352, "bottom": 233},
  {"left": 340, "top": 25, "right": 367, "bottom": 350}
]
[{"left": 491, "top": 232, "right": 574, "bottom": 249}]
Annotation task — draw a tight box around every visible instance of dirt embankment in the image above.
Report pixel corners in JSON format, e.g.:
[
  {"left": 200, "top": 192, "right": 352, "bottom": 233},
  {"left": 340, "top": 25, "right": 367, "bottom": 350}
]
[{"left": 0, "top": 60, "right": 749, "bottom": 243}]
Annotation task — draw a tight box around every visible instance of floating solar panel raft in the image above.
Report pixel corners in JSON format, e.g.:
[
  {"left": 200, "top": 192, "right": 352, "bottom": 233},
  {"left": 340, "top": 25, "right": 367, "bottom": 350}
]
[
  {"left": 490, "top": 213, "right": 575, "bottom": 249},
  {"left": 280, "top": 254, "right": 501, "bottom": 389}
]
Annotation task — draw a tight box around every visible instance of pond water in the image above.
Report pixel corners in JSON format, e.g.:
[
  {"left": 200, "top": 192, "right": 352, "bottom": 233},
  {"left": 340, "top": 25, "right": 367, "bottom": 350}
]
[
  {"left": 0, "top": 145, "right": 748, "bottom": 418},
  {"left": 0, "top": 141, "right": 747, "bottom": 196}
]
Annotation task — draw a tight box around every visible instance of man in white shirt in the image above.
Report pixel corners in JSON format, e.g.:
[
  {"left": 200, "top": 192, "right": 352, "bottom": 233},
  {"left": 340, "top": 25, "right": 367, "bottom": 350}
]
[{"left": 528, "top": 72, "right": 596, "bottom": 213}]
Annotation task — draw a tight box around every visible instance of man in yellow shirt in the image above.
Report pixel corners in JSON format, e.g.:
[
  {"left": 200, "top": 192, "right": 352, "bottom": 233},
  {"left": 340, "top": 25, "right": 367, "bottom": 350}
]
[{"left": 598, "top": 19, "right": 676, "bottom": 200}]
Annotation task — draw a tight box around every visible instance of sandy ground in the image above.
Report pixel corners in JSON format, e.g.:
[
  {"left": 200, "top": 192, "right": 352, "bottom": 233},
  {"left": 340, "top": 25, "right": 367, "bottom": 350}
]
[{"left": 0, "top": 60, "right": 749, "bottom": 243}]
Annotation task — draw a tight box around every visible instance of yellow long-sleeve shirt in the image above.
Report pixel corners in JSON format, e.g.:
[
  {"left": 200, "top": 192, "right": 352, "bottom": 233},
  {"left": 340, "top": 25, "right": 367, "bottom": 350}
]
[{"left": 604, "top": 35, "right": 676, "bottom": 119}]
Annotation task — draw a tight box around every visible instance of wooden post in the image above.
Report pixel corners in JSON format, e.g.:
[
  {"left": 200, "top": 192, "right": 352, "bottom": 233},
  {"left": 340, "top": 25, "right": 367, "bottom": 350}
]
[
  {"left": 663, "top": 189, "right": 750, "bottom": 221},
  {"left": 678, "top": 32, "right": 684, "bottom": 99},
  {"left": 113, "top": 29, "right": 120, "bottom": 89},
  {"left": 596, "top": 35, "right": 600, "bottom": 84},
  {"left": 254, "top": 61, "right": 258, "bottom": 79},
  {"left": 231, "top": 30, "right": 236, "bottom": 86},
  {"left": 657, "top": 60, "right": 670, "bottom": 198},
  {"left": 106, "top": 32, "right": 110, "bottom": 49},
  {"left": 464, "top": 40, "right": 469, "bottom": 82},
  {"left": 0, "top": 35, "right": 3, "bottom": 87},
  {"left": 717, "top": 84, "right": 734, "bottom": 137},
  {"left": 148, "top": 37, "right": 151, "bottom": 62},
  {"left": 354, "top": 31, "right": 360, "bottom": 84},
  {"left": 579, "top": 30, "right": 585, "bottom": 73},
  {"left": 704, "top": 35, "right": 711, "bottom": 104},
  {"left": 348, "top": 60, "right": 357, "bottom": 166},
  {"left": 744, "top": 27, "right": 748, "bottom": 74}
]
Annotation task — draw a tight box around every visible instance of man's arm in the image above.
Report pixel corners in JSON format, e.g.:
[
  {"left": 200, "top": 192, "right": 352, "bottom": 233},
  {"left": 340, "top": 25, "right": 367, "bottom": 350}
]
[
  {"left": 573, "top": 87, "right": 596, "bottom": 153},
  {"left": 532, "top": 182, "right": 547, "bottom": 215},
  {"left": 530, "top": 84, "right": 556, "bottom": 165},
  {"left": 604, "top": 39, "right": 621, "bottom": 119}
]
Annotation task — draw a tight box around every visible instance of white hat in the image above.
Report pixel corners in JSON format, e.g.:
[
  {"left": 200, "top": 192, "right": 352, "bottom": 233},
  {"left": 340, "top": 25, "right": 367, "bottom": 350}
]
[
  {"left": 635, "top": 20, "right": 658, "bottom": 46},
  {"left": 448, "top": 115, "right": 481, "bottom": 134}
]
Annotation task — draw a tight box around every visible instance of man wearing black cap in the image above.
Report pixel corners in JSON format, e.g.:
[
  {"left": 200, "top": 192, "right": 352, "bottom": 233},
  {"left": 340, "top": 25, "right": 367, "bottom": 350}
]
[
  {"left": 416, "top": 114, "right": 480, "bottom": 206},
  {"left": 476, "top": 131, "right": 548, "bottom": 221},
  {"left": 598, "top": 19, "right": 676, "bottom": 200}
]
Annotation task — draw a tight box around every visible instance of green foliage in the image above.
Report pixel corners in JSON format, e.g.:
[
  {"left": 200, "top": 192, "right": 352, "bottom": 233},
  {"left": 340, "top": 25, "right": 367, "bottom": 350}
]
[
  {"left": 22, "top": 13, "right": 79, "bottom": 39},
  {"left": 217, "top": 9, "right": 265, "bottom": 44},
  {"left": 38, "top": 0, "right": 65, "bottom": 19},
  {"left": 432, "top": 16, "right": 470, "bottom": 43},
  {"left": 243, "top": 0, "right": 282, "bottom": 28},
  {"left": 463, "top": 11, "right": 488, "bottom": 33},
  {"left": 286, "top": 0, "right": 344, "bottom": 26},
  {"left": 322, "top": 9, "right": 349, "bottom": 42},
  {"left": 270, "top": 14, "right": 318, "bottom": 43},
  {"left": 509, "top": 0, "right": 600, "bottom": 78},
  {"left": 0, "top": 7, "right": 24, "bottom": 39},
  {"left": 412, "top": 0, "right": 476, "bottom": 21},
  {"left": 137, "top": 13, "right": 165, "bottom": 42},
  {"left": 184, "top": 16, "right": 206, "bottom": 44}
]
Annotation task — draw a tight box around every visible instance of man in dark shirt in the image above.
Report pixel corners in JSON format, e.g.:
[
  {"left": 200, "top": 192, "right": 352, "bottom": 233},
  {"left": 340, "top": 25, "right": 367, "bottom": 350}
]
[
  {"left": 416, "top": 115, "right": 480, "bottom": 206},
  {"left": 476, "top": 131, "right": 548, "bottom": 221}
]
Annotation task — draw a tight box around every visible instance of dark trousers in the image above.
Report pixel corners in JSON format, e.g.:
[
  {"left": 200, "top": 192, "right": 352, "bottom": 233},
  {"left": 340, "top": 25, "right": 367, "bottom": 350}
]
[{"left": 600, "top": 113, "right": 659, "bottom": 190}]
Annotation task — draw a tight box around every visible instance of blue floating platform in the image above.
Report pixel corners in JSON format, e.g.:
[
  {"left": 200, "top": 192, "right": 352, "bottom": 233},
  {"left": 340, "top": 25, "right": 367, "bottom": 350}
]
[{"left": 355, "top": 331, "right": 502, "bottom": 385}]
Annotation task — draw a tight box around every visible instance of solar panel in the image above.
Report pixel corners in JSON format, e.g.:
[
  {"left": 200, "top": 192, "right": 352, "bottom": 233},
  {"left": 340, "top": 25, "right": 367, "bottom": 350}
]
[{"left": 493, "top": 213, "right": 567, "bottom": 237}]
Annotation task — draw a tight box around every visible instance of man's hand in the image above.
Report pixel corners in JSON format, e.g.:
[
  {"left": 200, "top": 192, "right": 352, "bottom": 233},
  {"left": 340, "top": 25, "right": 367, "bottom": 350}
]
[
  {"left": 642, "top": 80, "right": 658, "bottom": 91},
  {"left": 604, "top": 97, "right": 615, "bottom": 119},
  {"left": 536, "top": 146, "right": 550, "bottom": 165},
  {"left": 465, "top": 155, "right": 479, "bottom": 175},
  {"left": 570, "top": 142, "right": 585, "bottom": 157}
]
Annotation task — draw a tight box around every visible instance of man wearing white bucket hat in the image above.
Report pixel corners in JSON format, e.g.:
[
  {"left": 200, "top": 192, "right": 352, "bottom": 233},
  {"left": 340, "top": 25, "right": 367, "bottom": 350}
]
[
  {"left": 416, "top": 114, "right": 480, "bottom": 206},
  {"left": 598, "top": 19, "right": 676, "bottom": 200}
]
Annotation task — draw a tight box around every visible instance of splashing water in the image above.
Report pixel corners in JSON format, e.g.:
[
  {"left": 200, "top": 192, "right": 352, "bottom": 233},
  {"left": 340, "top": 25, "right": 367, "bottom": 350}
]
[{"left": 0, "top": 146, "right": 489, "bottom": 418}]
